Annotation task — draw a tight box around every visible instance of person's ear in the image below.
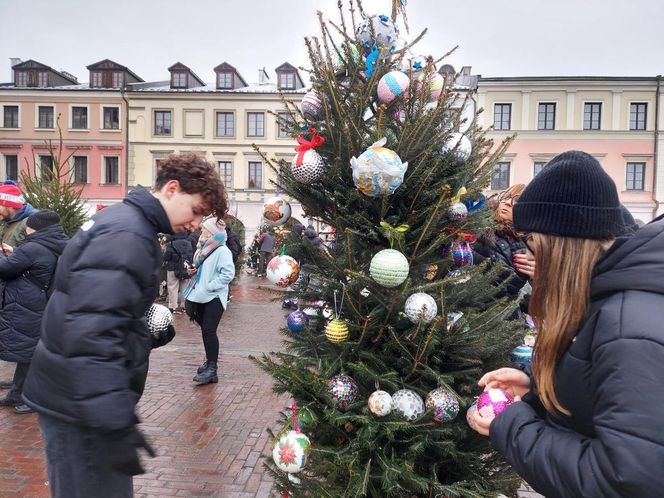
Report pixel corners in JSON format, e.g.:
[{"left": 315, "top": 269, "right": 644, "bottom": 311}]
[{"left": 162, "top": 179, "right": 181, "bottom": 198}]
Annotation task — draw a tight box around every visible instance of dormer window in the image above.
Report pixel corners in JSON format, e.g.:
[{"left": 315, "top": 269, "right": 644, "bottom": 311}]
[
  {"left": 16, "top": 71, "right": 27, "bottom": 87},
  {"left": 112, "top": 71, "right": 124, "bottom": 88},
  {"left": 172, "top": 72, "right": 187, "bottom": 88},
  {"left": 218, "top": 72, "right": 233, "bottom": 89},
  {"left": 278, "top": 72, "right": 295, "bottom": 90}
]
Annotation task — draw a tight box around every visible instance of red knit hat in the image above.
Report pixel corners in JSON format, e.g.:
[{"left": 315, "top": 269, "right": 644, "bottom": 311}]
[{"left": 0, "top": 181, "right": 25, "bottom": 209}]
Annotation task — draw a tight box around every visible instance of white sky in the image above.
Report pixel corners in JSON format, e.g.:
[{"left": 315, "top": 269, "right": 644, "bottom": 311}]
[{"left": 0, "top": 0, "right": 662, "bottom": 85}]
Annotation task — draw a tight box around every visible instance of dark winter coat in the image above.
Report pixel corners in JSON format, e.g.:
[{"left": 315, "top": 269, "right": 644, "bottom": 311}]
[
  {"left": 490, "top": 216, "right": 664, "bottom": 498},
  {"left": 163, "top": 232, "right": 193, "bottom": 279},
  {"left": 22, "top": 187, "right": 173, "bottom": 433},
  {"left": 225, "top": 226, "right": 242, "bottom": 263},
  {"left": 0, "top": 224, "right": 68, "bottom": 363},
  {"left": 472, "top": 231, "right": 528, "bottom": 298}
]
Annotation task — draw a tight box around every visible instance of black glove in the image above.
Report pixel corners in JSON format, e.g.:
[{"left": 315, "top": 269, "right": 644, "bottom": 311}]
[
  {"left": 104, "top": 426, "right": 156, "bottom": 475},
  {"left": 151, "top": 323, "right": 176, "bottom": 349}
]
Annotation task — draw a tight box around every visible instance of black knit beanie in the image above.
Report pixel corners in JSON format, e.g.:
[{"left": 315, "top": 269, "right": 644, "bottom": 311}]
[
  {"left": 512, "top": 151, "right": 623, "bottom": 239},
  {"left": 26, "top": 210, "right": 60, "bottom": 231}
]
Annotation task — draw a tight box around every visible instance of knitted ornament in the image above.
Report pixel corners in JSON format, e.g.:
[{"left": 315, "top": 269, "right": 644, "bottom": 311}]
[
  {"left": 351, "top": 138, "right": 408, "bottom": 197},
  {"left": 426, "top": 388, "right": 460, "bottom": 423},
  {"left": 356, "top": 14, "right": 399, "bottom": 56},
  {"left": 511, "top": 345, "right": 533, "bottom": 367},
  {"left": 392, "top": 389, "right": 425, "bottom": 421},
  {"left": 447, "top": 201, "right": 468, "bottom": 221},
  {"left": 404, "top": 292, "right": 437, "bottom": 324},
  {"left": 477, "top": 388, "right": 514, "bottom": 418},
  {"left": 401, "top": 54, "right": 428, "bottom": 74},
  {"left": 368, "top": 390, "right": 393, "bottom": 417},
  {"left": 0, "top": 180, "right": 25, "bottom": 209},
  {"left": 300, "top": 91, "right": 324, "bottom": 121},
  {"left": 429, "top": 73, "right": 445, "bottom": 101},
  {"left": 325, "top": 319, "right": 349, "bottom": 343},
  {"left": 262, "top": 196, "right": 291, "bottom": 227},
  {"left": 370, "top": 249, "right": 409, "bottom": 287},
  {"left": 327, "top": 374, "right": 358, "bottom": 411},
  {"left": 377, "top": 71, "right": 410, "bottom": 105},
  {"left": 450, "top": 241, "right": 473, "bottom": 268}
]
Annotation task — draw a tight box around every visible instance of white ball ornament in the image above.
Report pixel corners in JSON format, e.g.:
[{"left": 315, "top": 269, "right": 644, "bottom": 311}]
[
  {"left": 272, "top": 430, "right": 311, "bottom": 474},
  {"left": 356, "top": 14, "right": 399, "bottom": 56},
  {"left": 368, "top": 390, "right": 393, "bottom": 417},
  {"left": 290, "top": 149, "right": 326, "bottom": 184},
  {"left": 300, "top": 90, "right": 324, "bottom": 121},
  {"left": 262, "top": 196, "right": 292, "bottom": 227},
  {"left": 266, "top": 255, "right": 300, "bottom": 287},
  {"left": 377, "top": 71, "right": 410, "bottom": 105},
  {"left": 441, "top": 133, "right": 472, "bottom": 161},
  {"left": 369, "top": 249, "right": 409, "bottom": 288},
  {"left": 404, "top": 292, "right": 438, "bottom": 324},
  {"left": 392, "top": 389, "right": 425, "bottom": 421}
]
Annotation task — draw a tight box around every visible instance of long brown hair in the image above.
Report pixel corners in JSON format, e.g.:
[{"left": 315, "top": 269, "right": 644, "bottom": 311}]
[{"left": 529, "top": 233, "right": 609, "bottom": 415}]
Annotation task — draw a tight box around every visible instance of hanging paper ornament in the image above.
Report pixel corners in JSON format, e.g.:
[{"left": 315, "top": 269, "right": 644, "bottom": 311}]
[
  {"left": 466, "top": 402, "right": 479, "bottom": 430},
  {"left": 267, "top": 251, "right": 300, "bottom": 287},
  {"left": 392, "top": 389, "right": 425, "bottom": 421},
  {"left": 426, "top": 388, "right": 460, "bottom": 423},
  {"left": 325, "top": 319, "right": 349, "bottom": 343},
  {"left": 368, "top": 390, "right": 393, "bottom": 417},
  {"left": 404, "top": 292, "right": 438, "bottom": 324},
  {"left": 327, "top": 374, "right": 358, "bottom": 411},
  {"left": 377, "top": 71, "right": 410, "bottom": 105},
  {"left": 442, "top": 132, "right": 472, "bottom": 161},
  {"left": 511, "top": 345, "right": 533, "bottom": 367},
  {"left": 262, "top": 196, "right": 292, "bottom": 227},
  {"left": 370, "top": 249, "right": 409, "bottom": 288},
  {"left": 287, "top": 310, "right": 309, "bottom": 333},
  {"left": 477, "top": 388, "right": 515, "bottom": 418},
  {"left": 272, "top": 430, "right": 311, "bottom": 473},
  {"left": 332, "top": 42, "right": 361, "bottom": 72},
  {"left": 350, "top": 138, "right": 408, "bottom": 197},
  {"left": 450, "top": 241, "right": 473, "bottom": 268},
  {"left": 291, "top": 129, "right": 326, "bottom": 184},
  {"left": 356, "top": 14, "right": 399, "bottom": 56},
  {"left": 300, "top": 90, "right": 324, "bottom": 121}
]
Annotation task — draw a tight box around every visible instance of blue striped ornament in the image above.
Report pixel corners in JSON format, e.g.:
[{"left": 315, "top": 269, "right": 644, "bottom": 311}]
[
  {"left": 511, "top": 345, "right": 533, "bottom": 366},
  {"left": 377, "top": 71, "right": 410, "bottom": 104}
]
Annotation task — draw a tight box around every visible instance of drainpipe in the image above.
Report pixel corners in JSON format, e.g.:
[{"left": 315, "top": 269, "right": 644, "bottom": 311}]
[
  {"left": 653, "top": 75, "right": 661, "bottom": 217},
  {"left": 121, "top": 87, "right": 130, "bottom": 196}
]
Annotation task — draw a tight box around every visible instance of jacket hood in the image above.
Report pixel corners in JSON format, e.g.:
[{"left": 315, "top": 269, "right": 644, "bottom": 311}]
[
  {"left": 591, "top": 217, "right": 664, "bottom": 299},
  {"left": 4, "top": 203, "right": 37, "bottom": 225},
  {"left": 24, "top": 223, "right": 69, "bottom": 255},
  {"left": 123, "top": 186, "right": 173, "bottom": 235}
]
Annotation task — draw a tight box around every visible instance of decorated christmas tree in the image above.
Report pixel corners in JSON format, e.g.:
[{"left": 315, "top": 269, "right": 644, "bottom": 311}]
[{"left": 253, "top": 1, "right": 525, "bottom": 496}]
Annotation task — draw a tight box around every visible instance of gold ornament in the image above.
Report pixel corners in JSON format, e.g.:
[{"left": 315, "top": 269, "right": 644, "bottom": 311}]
[{"left": 325, "top": 319, "right": 349, "bottom": 343}]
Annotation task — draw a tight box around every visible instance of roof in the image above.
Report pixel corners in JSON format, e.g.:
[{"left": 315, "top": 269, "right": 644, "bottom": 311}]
[
  {"left": 126, "top": 81, "right": 306, "bottom": 94},
  {"left": 479, "top": 75, "right": 662, "bottom": 83},
  {"left": 12, "top": 59, "right": 79, "bottom": 85},
  {"left": 86, "top": 59, "right": 144, "bottom": 82}
]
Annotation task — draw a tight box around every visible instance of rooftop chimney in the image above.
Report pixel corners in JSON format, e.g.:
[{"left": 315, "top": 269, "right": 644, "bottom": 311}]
[{"left": 258, "top": 67, "right": 269, "bottom": 85}]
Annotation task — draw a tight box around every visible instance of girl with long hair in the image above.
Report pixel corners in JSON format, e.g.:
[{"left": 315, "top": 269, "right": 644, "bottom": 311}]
[{"left": 468, "top": 151, "right": 664, "bottom": 497}]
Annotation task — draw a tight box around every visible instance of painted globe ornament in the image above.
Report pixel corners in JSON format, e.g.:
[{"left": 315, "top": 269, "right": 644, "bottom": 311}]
[
  {"left": 290, "top": 149, "right": 326, "bottom": 184},
  {"left": 370, "top": 249, "right": 409, "bottom": 288},
  {"left": 511, "top": 345, "right": 533, "bottom": 367},
  {"left": 466, "top": 402, "right": 479, "bottom": 430},
  {"left": 426, "top": 388, "right": 460, "bottom": 423},
  {"left": 447, "top": 201, "right": 468, "bottom": 222},
  {"left": 351, "top": 138, "right": 408, "bottom": 197},
  {"left": 392, "top": 389, "right": 425, "bottom": 421},
  {"left": 404, "top": 292, "right": 438, "bottom": 324},
  {"left": 287, "top": 310, "right": 309, "bottom": 333},
  {"left": 377, "top": 71, "right": 410, "bottom": 105},
  {"left": 327, "top": 374, "right": 358, "bottom": 411},
  {"left": 272, "top": 430, "right": 311, "bottom": 474},
  {"left": 267, "top": 255, "right": 300, "bottom": 287},
  {"left": 356, "top": 14, "right": 399, "bottom": 56},
  {"left": 262, "top": 196, "right": 292, "bottom": 226},
  {"left": 300, "top": 90, "right": 324, "bottom": 121},
  {"left": 450, "top": 241, "right": 473, "bottom": 268},
  {"left": 325, "top": 319, "right": 349, "bottom": 343},
  {"left": 442, "top": 133, "right": 472, "bottom": 161},
  {"left": 477, "top": 388, "right": 515, "bottom": 418},
  {"left": 368, "top": 390, "right": 393, "bottom": 417}
]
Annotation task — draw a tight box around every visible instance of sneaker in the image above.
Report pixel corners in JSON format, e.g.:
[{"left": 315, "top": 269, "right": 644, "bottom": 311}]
[{"left": 14, "top": 404, "right": 34, "bottom": 415}]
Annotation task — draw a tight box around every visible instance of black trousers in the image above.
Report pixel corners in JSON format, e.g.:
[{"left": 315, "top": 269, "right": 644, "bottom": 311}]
[
  {"left": 185, "top": 298, "right": 224, "bottom": 363},
  {"left": 8, "top": 362, "right": 30, "bottom": 402}
]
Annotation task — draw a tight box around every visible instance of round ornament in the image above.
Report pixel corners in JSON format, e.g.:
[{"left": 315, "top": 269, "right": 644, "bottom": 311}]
[
  {"left": 145, "top": 303, "right": 173, "bottom": 341},
  {"left": 426, "top": 388, "right": 460, "bottom": 423},
  {"left": 300, "top": 90, "right": 324, "bottom": 121},
  {"left": 262, "top": 196, "right": 292, "bottom": 226},
  {"left": 447, "top": 201, "right": 468, "bottom": 222},
  {"left": 524, "top": 333, "right": 536, "bottom": 347},
  {"left": 477, "top": 388, "right": 515, "bottom": 418},
  {"left": 428, "top": 73, "right": 445, "bottom": 101},
  {"left": 450, "top": 241, "right": 473, "bottom": 268},
  {"left": 466, "top": 402, "right": 478, "bottom": 430},
  {"left": 272, "top": 430, "right": 311, "bottom": 474},
  {"left": 369, "top": 249, "right": 409, "bottom": 288},
  {"left": 287, "top": 310, "right": 309, "bottom": 333},
  {"left": 325, "top": 319, "right": 349, "bottom": 343},
  {"left": 441, "top": 133, "right": 472, "bottom": 161},
  {"left": 267, "top": 255, "right": 300, "bottom": 287},
  {"left": 350, "top": 138, "right": 408, "bottom": 197},
  {"left": 368, "top": 390, "right": 393, "bottom": 417},
  {"left": 327, "top": 374, "right": 358, "bottom": 411},
  {"left": 402, "top": 54, "right": 428, "bottom": 74},
  {"left": 377, "top": 71, "right": 410, "bottom": 105},
  {"left": 392, "top": 389, "right": 425, "bottom": 421},
  {"left": 404, "top": 292, "right": 438, "bottom": 324},
  {"left": 511, "top": 345, "right": 533, "bottom": 367},
  {"left": 333, "top": 42, "right": 361, "bottom": 72},
  {"left": 290, "top": 149, "right": 326, "bottom": 184},
  {"left": 356, "top": 14, "right": 399, "bottom": 56}
]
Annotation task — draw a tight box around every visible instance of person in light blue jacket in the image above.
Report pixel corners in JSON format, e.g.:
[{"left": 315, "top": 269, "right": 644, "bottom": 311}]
[{"left": 183, "top": 216, "right": 235, "bottom": 385}]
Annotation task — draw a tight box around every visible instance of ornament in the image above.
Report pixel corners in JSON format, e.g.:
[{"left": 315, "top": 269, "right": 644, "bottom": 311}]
[
  {"left": 327, "top": 374, "right": 358, "bottom": 411},
  {"left": 511, "top": 345, "right": 533, "bottom": 367},
  {"left": 287, "top": 310, "right": 309, "bottom": 333},
  {"left": 429, "top": 73, "right": 445, "bottom": 101},
  {"left": 446, "top": 311, "right": 464, "bottom": 330},
  {"left": 524, "top": 333, "right": 536, "bottom": 347},
  {"left": 392, "top": 107, "right": 406, "bottom": 123},
  {"left": 351, "top": 138, "right": 408, "bottom": 197},
  {"left": 392, "top": 389, "right": 425, "bottom": 421},
  {"left": 377, "top": 71, "right": 410, "bottom": 105},
  {"left": 325, "top": 319, "right": 349, "bottom": 343},
  {"left": 300, "top": 90, "right": 324, "bottom": 121},
  {"left": 368, "top": 390, "right": 393, "bottom": 417},
  {"left": 145, "top": 303, "right": 172, "bottom": 341},
  {"left": 267, "top": 255, "right": 300, "bottom": 287},
  {"left": 477, "top": 388, "right": 515, "bottom": 418},
  {"left": 466, "top": 402, "right": 478, "bottom": 430},
  {"left": 291, "top": 129, "right": 326, "bottom": 184},
  {"left": 402, "top": 54, "right": 428, "bottom": 74},
  {"left": 404, "top": 292, "right": 438, "bottom": 324},
  {"left": 421, "top": 263, "right": 438, "bottom": 280},
  {"left": 332, "top": 42, "right": 361, "bottom": 72},
  {"left": 369, "top": 248, "right": 409, "bottom": 288},
  {"left": 272, "top": 430, "right": 311, "bottom": 473},
  {"left": 426, "top": 388, "right": 460, "bottom": 423},
  {"left": 450, "top": 241, "right": 473, "bottom": 268},
  {"left": 362, "top": 45, "right": 380, "bottom": 78},
  {"left": 447, "top": 201, "right": 468, "bottom": 222},
  {"left": 262, "top": 196, "right": 292, "bottom": 226},
  {"left": 356, "top": 14, "right": 399, "bottom": 56},
  {"left": 441, "top": 132, "right": 472, "bottom": 161}
]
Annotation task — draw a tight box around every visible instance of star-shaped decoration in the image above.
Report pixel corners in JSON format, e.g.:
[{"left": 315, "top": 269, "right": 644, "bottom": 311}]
[{"left": 413, "top": 61, "right": 422, "bottom": 70}]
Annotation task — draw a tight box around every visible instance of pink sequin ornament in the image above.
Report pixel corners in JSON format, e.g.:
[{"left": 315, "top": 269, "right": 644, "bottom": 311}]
[{"left": 476, "top": 388, "right": 514, "bottom": 418}]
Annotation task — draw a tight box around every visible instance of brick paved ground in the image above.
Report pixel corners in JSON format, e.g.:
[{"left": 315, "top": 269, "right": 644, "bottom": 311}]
[{"left": 0, "top": 272, "right": 542, "bottom": 498}]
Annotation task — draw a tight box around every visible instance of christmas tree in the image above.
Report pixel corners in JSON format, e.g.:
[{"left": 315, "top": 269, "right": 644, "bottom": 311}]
[{"left": 253, "top": 1, "right": 525, "bottom": 496}]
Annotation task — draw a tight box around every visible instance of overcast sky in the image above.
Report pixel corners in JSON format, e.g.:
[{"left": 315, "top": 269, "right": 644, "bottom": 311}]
[{"left": 1, "top": 0, "right": 662, "bottom": 85}]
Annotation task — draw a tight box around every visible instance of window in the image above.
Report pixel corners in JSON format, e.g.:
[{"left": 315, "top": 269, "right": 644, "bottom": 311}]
[
  {"left": 630, "top": 103, "right": 647, "bottom": 130},
  {"left": 533, "top": 161, "right": 546, "bottom": 176},
  {"left": 154, "top": 110, "right": 172, "bottom": 135},
  {"left": 583, "top": 103, "right": 601, "bottom": 130},
  {"left": 218, "top": 161, "right": 232, "bottom": 188},
  {"left": 40, "top": 156, "right": 54, "bottom": 180},
  {"left": 91, "top": 71, "right": 103, "bottom": 88},
  {"left": 279, "top": 72, "right": 295, "bottom": 90},
  {"left": 38, "top": 71, "right": 48, "bottom": 87},
  {"left": 537, "top": 103, "right": 556, "bottom": 130},
  {"left": 4, "top": 155, "right": 18, "bottom": 181},
  {"left": 73, "top": 156, "right": 88, "bottom": 184},
  {"left": 16, "top": 72, "right": 27, "bottom": 87},
  {"left": 38, "top": 106, "right": 54, "bottom": 128},
  {"left": 247, "top": 112, "right": 264, "bottom": 137},
  {"left": 493, "top": 103, "right": 511, "bottom": 130},
  {"left": 71, "top": 106, "right": 88, "bottom": 129},
  {"left": 218, "top": 72, "right": 233, "bottom": 89},
  {"left": 172, "top": 72, "right": 187, "bottom": 88},
  {"left": 103, "top": 107, "right": 120, "bottom": 130},
  {"left": 3, "top": 106, "right": 19, "bottom": 128},
  {"left": 104, "top": 157, "right": 120, "bottom": 184},
  {"left": 248, "top": 161, "right": 262, "bottom": 189},
  {"left": 112, "top": 72, "right": 124, "bottom": 88},
  {"left": 215, "top": 112, "right": 234, "bottom": 137},
  {"left": 626, "top": 162, "right": 645, "bottom": 191},
  {"left": 491, "top": 162, "right": 510, "bottom": 190},
  {"left": 277, "top": 112, "right": 293, "bottom": 138}
]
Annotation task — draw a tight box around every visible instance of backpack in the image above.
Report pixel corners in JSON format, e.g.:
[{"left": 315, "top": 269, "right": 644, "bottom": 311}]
[{"left": 171, "top": 238, "right": 194, "bottom": 280}]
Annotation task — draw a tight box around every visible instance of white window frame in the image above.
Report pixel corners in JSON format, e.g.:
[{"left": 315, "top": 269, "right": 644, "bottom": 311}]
[
  {"left": 100, "top": 155, "right": 121, "bottom": 185},
  {"left": 217, "top": 72, "right": 233, "bottom": 89},
  {"left": 100, "top": 105, "right": 121, "bottom": 131},
  {"left": 625, "top": 161, "right": 647, "bottom": 191},
  {"left": 533, "top": 161, "right": 547, "bottom": 177},
  {"left": 1, "top": 103, "right": 21, "bottom": 129},
  {"left": 69, "top": 104, "right": 90, "bottom": 131},
  {"left": 35, "top": 103, "right": 56, "bottom": 129},
  {"left": 91, "top": 71, "right": 103, "bottom": 88},
  {"left": 246, "top": 111, "right": 265, "bottom": 138},
  {"left": 247, "top": 160, "right": 263, "bottom": 190},
  {"left": 70, "top": 155, "right": 89, "bottom": 184},
  {"left": 1, "top": 154, "right": 19, "bottom": 182}
]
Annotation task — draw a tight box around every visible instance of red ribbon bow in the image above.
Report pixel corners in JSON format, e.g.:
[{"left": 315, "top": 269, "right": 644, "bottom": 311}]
[{"left": 294, "top": 129, "right": 325, "bottom": 167}]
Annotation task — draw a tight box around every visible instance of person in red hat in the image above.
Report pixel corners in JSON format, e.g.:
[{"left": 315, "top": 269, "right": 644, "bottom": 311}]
[{"left": 0, "top": 180, "right": 37, "bottom": 248}]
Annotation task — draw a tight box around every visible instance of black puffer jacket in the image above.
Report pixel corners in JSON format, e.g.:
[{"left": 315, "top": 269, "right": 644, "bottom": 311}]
[
  {"left": 0, "top": 224, "right": 68, "bottom": 363},
  {"left": 490, "top": 217, "right": 664, "bottom": 498},
  {"left": 472, "top": 231, "right": 528, "bottom": 298},
  {"left": 23, "top": 187, "right": 173, "bottom": 433}
]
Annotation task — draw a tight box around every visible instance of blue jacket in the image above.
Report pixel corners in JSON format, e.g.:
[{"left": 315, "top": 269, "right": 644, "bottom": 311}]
[{"left": 183, "top": 245, "right": 235, "bottom": 309}]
